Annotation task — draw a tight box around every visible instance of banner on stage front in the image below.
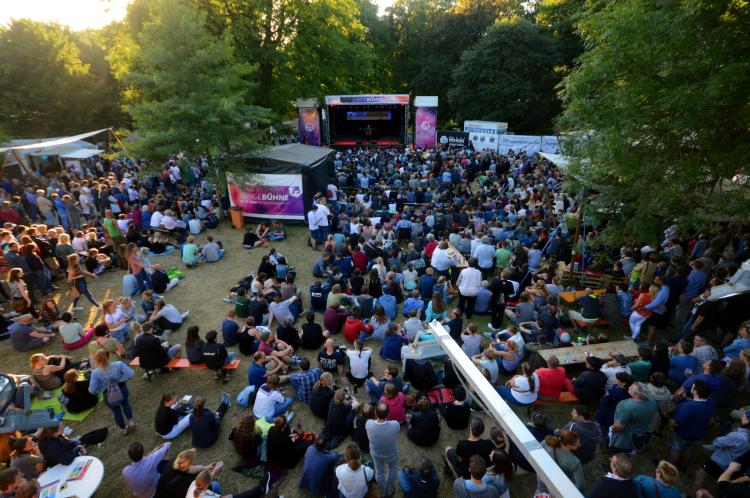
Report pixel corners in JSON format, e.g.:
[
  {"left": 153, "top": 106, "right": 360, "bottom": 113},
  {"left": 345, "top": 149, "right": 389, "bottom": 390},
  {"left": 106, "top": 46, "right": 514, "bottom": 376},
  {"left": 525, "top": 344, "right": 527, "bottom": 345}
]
[
  {"left": 415, "top": 107, "right": 437, "bottom": 148},
  {"left": 298, "top": 108, "right": 321, "bottom": 146},
  {"left": 228, "top": 173, "right": 305, "bottom": 220}
]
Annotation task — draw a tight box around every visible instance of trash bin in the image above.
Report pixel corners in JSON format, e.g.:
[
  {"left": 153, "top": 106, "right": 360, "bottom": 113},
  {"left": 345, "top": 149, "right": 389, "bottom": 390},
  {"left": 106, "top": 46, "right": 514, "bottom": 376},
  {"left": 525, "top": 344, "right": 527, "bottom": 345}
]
[{"left": 229, "top": 206, "right": 244, "bottom": 230}]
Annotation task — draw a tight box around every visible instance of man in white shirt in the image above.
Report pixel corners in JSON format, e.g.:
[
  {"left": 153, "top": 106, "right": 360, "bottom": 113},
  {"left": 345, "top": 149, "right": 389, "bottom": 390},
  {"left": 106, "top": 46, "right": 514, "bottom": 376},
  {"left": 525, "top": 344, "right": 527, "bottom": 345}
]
[
  {"left": 457, "top": 258, "right": 482, "bottom": 319},
  {"left": 601, "top": 354, "right": 633, "bottom": 390},
  {"left": 307, "top": 204, "right": 321, "bottom": 250},
  {"left": 472, "top": 237, "right": 496, "bottom": 277},
  {"left": 327, "top": 183, "right": 338, "bottom": 201},
  {"left": 315, "top": 200, "right": 331, "bottom": 240},
  {"left": 169, "top": 163, "right": 181, "bottom": 182},
  {"left": 252, "top": 375, "right": 293, "bottom": 422},
  {"left": 430, "top": 241, "right": 458, "bottom": 274},
  {"left": 150, "top": 209, "right": 163, "bottom": 229}
]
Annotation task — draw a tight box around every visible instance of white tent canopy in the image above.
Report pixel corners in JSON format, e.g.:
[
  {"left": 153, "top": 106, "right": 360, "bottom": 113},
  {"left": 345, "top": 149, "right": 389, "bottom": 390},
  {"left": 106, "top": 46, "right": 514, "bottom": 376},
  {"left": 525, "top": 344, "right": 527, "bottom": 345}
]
[
  {"left": 60, "top": 148, "right": 104, "bottom": 159},
  {"left": 539, "top": 152, "right": 570, "bottom": 168},
  {"left": 0, "top": 128, "right": 109, "bottom": 154}
]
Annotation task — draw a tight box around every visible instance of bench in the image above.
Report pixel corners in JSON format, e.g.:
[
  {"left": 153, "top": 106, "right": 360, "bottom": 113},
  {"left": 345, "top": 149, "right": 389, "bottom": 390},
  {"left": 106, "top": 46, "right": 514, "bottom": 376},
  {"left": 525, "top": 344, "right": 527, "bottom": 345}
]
[
  {"left": 129, "top": 358, "right": 241, "bottom": 369},
  {"left": 574, "top": 318, "right": 609, "bottom": 328},
  {"left": 535, "top": 391, "right": 580, "bottom": 405},
  {"left": 538, "top": 339, "right": 639, "bottom": 366},
  {"left": 562, "top": 270, "right": 627, "bottom": 291}
]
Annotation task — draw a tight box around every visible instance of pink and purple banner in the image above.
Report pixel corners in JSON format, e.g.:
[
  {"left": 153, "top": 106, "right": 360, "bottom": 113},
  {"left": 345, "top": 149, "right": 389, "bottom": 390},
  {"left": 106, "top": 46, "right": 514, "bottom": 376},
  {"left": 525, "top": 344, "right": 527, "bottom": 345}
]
[
  {"left": 228, "top": 173, "right": 305, "bottom": 220},
  {"left": 298, "top": 108, "right": 321, "bottom": 146},
  {"left": 415, "top": 107, "right": 437, "bottom": 148}
]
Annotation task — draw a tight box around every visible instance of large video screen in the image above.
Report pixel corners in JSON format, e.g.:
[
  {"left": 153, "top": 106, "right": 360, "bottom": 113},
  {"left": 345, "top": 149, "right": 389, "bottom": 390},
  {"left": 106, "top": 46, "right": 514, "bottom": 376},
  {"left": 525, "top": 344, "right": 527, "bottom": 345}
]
[
  {"left": 346, "top": 111, "right": 393, "bottom": 121},
  {"left": 330, "top": 104, "right": 404, "bottom": 143}
]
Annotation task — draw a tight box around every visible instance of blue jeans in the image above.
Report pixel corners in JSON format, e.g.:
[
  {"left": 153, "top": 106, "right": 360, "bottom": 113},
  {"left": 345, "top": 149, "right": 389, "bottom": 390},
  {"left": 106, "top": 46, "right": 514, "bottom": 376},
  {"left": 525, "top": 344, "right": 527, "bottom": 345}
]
[
  {"left": 134, "top": 269, "right": 152, "bottom": 293},
  {"left": 110, "top": 324, "right": 131, "bottom": 344},
  {"left": 268, "top": 233, "right": 285, "bottom": 241},
  {"left": 672, "top": 315, "right": 695, "bottom": 343},
  {"left": 496, "top": 386, "right": 533, "bottom": 407},
  {"left": 365, "top": 378, "right": 384, "bottom": 404},
  {"left": 73, "top": 279, "right": 99, "bottom": 307},
  {"left": 265, "top": 396, "right": 293, "bottom": 422},
  {"left": 106, "top": 383, "right": 134, "bottom": 429},
  {"left": 373, "top": 454, "right": 399, "bottom": 496},
  {"left": 398, "top": 470, "right": 438, "bottom": 498}
]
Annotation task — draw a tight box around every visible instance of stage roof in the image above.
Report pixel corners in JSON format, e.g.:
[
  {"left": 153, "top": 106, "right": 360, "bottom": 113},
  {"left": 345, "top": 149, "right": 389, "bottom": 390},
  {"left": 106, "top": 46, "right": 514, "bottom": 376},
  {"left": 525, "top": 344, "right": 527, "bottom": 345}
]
[
  {"left": 246, "top": 143, "right": 335, "bottom": 174},
  {"left": 324, "top": 94, "right": 409, "bottom": 106}
]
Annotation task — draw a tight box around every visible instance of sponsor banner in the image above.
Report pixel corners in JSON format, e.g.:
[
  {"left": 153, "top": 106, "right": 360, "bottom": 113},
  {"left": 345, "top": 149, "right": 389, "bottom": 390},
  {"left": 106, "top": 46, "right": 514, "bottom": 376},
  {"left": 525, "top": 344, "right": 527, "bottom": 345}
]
[
  {"left": 228, "top": 173, "right": 305, "bottom": 220},
  {"left": 541, "top": 135, "right": 561, "bottom": 154},
  {"left": 325, "top": 94, "right": 410, "bottom": 105},
  {"left": 463, "top": 120, "right": 508, "bottom": 151},
  {"left": 436, "top": 130, "right": 469, "bottom": 147},
  {"left": 298, "top": 107, "right": 321, "bottom": 146},
  {"left": 414, "top": 107, "right": 437, "bottom": 148},
  {"left": 497, "top": 135, "right": 542, "bottom": 155}
]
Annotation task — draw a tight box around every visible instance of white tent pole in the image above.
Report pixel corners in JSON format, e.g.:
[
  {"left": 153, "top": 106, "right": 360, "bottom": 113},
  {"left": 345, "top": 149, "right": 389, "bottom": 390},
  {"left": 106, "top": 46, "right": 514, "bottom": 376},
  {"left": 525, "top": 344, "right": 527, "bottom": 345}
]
[{"left": 426, "top": 320, "right": 584, "bottom": 498}]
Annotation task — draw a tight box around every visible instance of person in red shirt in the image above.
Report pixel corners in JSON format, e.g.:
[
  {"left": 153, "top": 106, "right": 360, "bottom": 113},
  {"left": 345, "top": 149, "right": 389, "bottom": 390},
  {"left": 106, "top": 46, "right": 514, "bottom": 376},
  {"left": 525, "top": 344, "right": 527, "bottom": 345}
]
[
  {"left": 351, "top": 246, "right": 368, "bottom": 274},
  {"left": 536, "top": 355, "right": 568, "bottom": 400},
  {"left": 324, "top": 304, "right": 349, "bottom": 335},
  {"left": 0, "top": 201, "right": 21, "bottom": 225},
  {"left": 424, "top": 234, "right": 438, "bottom": 260},
  {"left": 343, "top": 308, "right": 372, "bottom": 343},
  {"left": 379, "top": 383, "right": 406, "bottom": 424}
]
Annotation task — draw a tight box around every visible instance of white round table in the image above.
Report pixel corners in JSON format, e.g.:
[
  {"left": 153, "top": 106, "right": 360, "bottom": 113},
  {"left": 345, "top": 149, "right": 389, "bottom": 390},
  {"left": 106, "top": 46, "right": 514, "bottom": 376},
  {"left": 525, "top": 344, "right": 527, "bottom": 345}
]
[{"left": 37, "top": 456, "right": 104, "bottom": 498}]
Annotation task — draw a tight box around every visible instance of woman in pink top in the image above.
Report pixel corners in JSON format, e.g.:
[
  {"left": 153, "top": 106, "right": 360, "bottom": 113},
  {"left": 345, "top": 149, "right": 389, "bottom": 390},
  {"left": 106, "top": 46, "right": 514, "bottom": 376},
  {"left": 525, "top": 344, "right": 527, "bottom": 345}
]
[{"left": 379, "top": 383, "right": 406, "bottom": 423}]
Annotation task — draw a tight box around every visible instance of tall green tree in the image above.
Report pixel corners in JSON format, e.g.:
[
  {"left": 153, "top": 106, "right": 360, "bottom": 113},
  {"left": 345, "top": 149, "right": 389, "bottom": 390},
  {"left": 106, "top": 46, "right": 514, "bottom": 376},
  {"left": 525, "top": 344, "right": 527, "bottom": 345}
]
[
  {"left": 122, "top": 0, "right": 269, "bottom": 169},
  {"left": 449, "top": 19, "right": 563, "bottom": 133},
  {"left": 558, "top": 0, "right": 750, "bottom": 243},
  {"left": 0, "top": 20, "right": 121, "bottom": 137},
  {"left": 199, "top": 0, "right": 378, "bottom": 115}
]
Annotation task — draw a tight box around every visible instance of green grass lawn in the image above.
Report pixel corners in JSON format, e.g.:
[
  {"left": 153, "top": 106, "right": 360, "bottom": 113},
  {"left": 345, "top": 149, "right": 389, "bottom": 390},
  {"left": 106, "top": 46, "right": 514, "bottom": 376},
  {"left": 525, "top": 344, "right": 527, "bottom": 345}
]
[{"left": 3, "top": 222, "right": 740, "bottom": 497}]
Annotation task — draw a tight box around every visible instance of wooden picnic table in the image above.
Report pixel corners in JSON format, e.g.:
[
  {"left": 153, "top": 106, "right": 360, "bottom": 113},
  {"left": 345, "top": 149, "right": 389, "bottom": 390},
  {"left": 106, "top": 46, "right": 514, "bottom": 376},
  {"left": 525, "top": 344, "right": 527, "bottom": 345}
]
[
  {"left": 559, "top": 289, "right": 605, "bottom": 305},
  {"left": 537, "top": 340, "right": 639, "bottom": 366}
]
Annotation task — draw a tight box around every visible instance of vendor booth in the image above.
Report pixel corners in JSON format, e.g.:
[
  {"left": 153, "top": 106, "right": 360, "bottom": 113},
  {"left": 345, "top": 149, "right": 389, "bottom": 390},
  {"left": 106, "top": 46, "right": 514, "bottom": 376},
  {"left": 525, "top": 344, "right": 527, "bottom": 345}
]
[{"left": 228, "top": 143, "right": 335, "bottom": 221}]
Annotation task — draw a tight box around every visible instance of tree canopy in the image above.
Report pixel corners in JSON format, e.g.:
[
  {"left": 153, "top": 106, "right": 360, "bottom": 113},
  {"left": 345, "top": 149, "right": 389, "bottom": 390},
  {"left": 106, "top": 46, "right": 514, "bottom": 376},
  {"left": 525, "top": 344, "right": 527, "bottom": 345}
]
[
  {"left": 558, "top": 0, "right": 750, "bottom": 243},
  {"left": 120, "top": 0, "right": 269, "bottom": 164},
  {"left": 450, "top": 18, "right": 563, "bottom": 133},
  {"left": 0, "top": 19, "right": 123, "bottom": 137},
  {"left": 1, "top": 0, "right": 747, "bottom": 240}
]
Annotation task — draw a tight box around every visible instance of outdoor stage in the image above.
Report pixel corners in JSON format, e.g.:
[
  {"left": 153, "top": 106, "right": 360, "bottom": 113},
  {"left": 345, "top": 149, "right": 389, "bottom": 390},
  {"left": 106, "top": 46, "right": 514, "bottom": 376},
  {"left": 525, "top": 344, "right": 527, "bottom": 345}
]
[{"left": 324, "top": 94, "right": 409, "bottom": 146}]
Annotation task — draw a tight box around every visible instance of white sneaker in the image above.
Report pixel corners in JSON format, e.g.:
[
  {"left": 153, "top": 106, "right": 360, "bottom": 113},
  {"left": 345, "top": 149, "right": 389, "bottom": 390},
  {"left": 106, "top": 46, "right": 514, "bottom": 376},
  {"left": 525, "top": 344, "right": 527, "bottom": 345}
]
[
  {"left": 285, "top": 411, "right": 296, "bottom": 425},
  {"left": 73, "top": 306, "right": 84, "bottom": 311},
  {"left": 181, "top": 310, "right": 190, "bottom": 319}
]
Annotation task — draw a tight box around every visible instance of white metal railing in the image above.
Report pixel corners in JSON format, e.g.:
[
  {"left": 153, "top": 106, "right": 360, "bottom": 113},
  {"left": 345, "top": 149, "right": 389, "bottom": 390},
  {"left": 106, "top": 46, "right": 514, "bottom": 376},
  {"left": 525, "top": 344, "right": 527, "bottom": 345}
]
[{"left": 426, "top": 320, "right": 584, "bottom": 498}]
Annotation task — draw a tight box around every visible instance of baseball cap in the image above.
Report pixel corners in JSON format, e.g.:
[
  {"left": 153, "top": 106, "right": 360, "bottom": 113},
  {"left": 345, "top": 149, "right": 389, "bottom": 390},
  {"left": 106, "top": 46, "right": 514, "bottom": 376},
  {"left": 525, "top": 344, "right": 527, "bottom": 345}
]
[
  {"left": 558, "top": 332, "right": 571, "bottom": 343},
  {"left": 613, "top": 354, "right": 628, "bottom": 365}
]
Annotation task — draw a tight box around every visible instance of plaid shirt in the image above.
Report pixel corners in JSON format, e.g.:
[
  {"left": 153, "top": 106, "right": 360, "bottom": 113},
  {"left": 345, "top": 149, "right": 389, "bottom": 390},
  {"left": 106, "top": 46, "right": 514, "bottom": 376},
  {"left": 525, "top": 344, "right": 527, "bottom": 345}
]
[{"left": 290, "top": 368, "right": 321, "bottom": 404}]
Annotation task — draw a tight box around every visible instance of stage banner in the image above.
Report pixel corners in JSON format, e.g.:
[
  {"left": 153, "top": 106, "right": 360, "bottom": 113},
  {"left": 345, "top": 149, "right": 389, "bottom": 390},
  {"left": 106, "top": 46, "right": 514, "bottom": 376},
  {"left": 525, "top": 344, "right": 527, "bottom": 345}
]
[
  {"left": 437, "top": 130, "right": 469, "bottom": 147},
  {"left": 463, "top": 121, "right": 508, "bottom": 151},
  {"left": 227, "top": 173, "right": 305, "bottom": 220},
  {"left": 325, "top": 94, "right": 410, "bottom": 105},
  {"left": 541, "top": 135, "right": 561, "bottom": 154},
  {"left": 415, "top": 107, "right": 437, "bottom": 148},
  {"left": 298, "top": 108, "right": 321, "bottom": 146},
  {"left": 498, "top": 135, "right": 542, "bottom": 155}
]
